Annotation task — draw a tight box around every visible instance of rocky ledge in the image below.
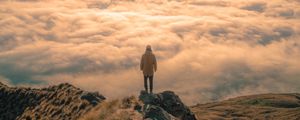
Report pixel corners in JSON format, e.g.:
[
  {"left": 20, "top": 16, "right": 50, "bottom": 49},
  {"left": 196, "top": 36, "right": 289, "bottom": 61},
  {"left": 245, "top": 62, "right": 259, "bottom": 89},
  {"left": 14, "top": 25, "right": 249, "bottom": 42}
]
[
  {"left": 0, "top": 82, "right": 105, "bottom": 120},
  {"left": 80, "top": 90, "right": 197, "bottom": 120},
  {"left": 137, "top": 90, "right": 197, "bottom": 120}
]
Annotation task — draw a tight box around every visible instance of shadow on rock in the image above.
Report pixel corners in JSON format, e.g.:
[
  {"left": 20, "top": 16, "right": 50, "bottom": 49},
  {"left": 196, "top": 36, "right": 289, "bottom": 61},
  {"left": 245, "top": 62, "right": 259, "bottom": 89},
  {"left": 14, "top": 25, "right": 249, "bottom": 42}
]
[{"left": 136, "top": 90, "right": 197, "bottom": 120}]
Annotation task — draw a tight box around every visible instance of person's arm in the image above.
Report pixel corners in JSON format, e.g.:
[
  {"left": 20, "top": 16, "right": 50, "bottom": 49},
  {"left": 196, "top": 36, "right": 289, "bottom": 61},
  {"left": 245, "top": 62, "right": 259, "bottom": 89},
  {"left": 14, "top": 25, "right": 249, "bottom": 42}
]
[
  {"left": 153, "top": 54, "right": 157, "bottom": 72},
  {"left": 140, "top": 55, "right": 144, "bottom": 71}
]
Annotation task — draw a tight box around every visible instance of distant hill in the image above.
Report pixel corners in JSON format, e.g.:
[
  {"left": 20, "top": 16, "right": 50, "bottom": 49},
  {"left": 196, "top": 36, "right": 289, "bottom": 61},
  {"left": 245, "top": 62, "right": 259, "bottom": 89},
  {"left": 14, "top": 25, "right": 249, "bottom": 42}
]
[{"left": 191, "top": 93, "right": 300, "bottom": 120}]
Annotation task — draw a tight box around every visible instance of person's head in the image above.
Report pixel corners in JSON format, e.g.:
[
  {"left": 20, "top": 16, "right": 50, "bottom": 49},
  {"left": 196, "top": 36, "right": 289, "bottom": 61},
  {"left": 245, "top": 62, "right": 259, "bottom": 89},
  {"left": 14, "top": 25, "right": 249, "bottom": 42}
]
[{"left": 146, "top": 45, "right": 152, "bottom": 52}]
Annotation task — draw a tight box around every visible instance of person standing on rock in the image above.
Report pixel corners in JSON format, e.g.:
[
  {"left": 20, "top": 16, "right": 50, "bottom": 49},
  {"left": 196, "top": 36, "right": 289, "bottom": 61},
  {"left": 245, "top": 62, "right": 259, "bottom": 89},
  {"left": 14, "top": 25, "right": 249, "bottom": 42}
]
[{"left": 140, "top": 45, "right": 157, "bottom": 94}]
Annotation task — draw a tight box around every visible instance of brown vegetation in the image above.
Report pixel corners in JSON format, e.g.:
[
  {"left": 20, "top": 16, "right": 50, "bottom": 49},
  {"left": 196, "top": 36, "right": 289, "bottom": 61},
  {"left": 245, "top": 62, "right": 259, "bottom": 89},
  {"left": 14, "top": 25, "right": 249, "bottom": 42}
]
[
  {"left": 80, "top": 96, "right": 143, "bottom": 120},
  {"left": 191, "top": 93, "right": 300, "bottom": 120}
]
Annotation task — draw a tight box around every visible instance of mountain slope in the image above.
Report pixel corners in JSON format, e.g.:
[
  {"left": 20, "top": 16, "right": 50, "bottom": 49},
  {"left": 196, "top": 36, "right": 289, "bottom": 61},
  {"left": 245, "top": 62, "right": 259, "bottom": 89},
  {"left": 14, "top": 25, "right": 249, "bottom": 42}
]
[
  {"left": 80, "top": 90, "right": 197, "bottom": 120},
  {"left": 191, "top": 93, "right": 300, "bottom": 120},
  {"left": 1, "top": 81, "right": 299, "bottom": 120},
  {"left": 0, "top": 82, "right": 105, "bottom": 120}
]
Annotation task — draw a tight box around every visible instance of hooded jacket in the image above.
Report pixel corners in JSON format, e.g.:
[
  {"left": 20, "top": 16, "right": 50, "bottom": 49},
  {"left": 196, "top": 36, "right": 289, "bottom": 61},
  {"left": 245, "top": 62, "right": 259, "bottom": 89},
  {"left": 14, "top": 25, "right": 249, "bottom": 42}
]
[{"left": 140, "top": 50, "right": 157, "bottom": 76}]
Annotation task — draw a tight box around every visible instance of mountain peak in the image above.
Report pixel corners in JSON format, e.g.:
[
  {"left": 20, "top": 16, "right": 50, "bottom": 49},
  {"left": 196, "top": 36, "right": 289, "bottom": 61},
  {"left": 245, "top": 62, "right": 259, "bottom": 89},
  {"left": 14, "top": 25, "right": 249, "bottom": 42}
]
[{"left": 1, "top": 81, "right": 299, "bottom": 120}]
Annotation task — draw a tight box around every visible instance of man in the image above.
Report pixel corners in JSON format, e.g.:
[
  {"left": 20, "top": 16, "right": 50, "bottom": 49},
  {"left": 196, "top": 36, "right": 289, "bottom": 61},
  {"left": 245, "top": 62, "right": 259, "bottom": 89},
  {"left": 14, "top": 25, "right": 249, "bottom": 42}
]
[{"left": 140, "top": 45, "right": 157, "bottom": 93}]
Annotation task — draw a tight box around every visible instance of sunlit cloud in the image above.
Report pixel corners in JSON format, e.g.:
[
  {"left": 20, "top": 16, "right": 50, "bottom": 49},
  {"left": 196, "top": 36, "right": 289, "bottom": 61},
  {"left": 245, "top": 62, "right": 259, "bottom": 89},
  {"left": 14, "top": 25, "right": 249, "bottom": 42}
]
[{"left": 0, "top": 0, "right": 300, "bottom": 105}]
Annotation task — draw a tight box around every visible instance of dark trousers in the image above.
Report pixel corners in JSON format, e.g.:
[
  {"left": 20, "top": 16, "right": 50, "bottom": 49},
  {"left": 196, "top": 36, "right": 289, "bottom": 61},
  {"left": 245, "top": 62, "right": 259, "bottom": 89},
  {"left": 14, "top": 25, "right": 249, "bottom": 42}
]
[{"left": 144, "top": 75, "right": 153, "bottom": 93}]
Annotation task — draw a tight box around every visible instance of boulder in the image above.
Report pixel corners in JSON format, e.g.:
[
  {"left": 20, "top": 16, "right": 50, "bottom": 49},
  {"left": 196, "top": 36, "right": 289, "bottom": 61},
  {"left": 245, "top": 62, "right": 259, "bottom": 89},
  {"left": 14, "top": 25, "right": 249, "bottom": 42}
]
[
  {"left": 143, "top": 104, "right": 178, "bottom": 120},
  {"left": 80, "top": 92, "right": 106, "bottom": 106},
  {"left": 138, "top": 90, "right": 197, "bottom": 120}
]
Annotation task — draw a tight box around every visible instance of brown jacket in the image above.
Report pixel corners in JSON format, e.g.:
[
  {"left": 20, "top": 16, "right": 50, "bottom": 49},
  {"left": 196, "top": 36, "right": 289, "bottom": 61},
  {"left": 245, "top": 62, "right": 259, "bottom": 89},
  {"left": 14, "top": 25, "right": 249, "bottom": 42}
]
[{"left": 140, "top": 51, "right": 157, "bottom": 76}]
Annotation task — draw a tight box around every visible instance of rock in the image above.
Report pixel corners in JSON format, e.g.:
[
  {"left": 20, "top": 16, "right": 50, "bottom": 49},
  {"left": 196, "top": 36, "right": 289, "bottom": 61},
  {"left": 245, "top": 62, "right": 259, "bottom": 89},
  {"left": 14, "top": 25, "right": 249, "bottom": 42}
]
[
  {"left": 138, "top": 90, "right": 197, "bottom": 120},
  {"left": 158, "top": 91, "right": 197, "bottom": 120},
  {"left": 80, "top": 92, "right": 105, "bottom": 106},
  {"left": 139, "top": 90, "right": 161, "bottom": 105},
  {"left": 143, "top": 104, "right": 178, "bottom": 120}
]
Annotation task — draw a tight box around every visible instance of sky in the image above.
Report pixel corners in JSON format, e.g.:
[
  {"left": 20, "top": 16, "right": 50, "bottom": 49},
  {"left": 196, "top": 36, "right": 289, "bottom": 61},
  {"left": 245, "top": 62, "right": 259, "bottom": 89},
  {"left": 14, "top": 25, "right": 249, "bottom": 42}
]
[{"left": 0, "top": 0, "right": 300, "bottom": 105}]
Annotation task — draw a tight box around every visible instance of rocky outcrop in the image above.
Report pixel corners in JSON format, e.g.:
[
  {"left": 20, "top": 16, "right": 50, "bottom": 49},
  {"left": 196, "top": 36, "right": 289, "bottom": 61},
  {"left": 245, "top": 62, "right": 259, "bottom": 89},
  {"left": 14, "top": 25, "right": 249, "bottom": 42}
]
[
  {"left": 2, "top": 81, "right": 299, "bottom": 120},
  {"left": 137, "top": 90, "right": 197, "bottom": 120},
  {"left": 0, "top": 82, "right": 105, "bottom": 120}
]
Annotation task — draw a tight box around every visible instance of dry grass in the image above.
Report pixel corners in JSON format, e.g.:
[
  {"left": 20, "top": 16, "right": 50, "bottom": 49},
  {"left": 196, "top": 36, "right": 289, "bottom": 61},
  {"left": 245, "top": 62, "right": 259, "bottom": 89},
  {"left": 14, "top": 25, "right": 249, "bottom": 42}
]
[
  {"left": 191, "top": 93, "right": 300, "bottom": 120},
  {"left": 79, "top": 96, "right": 143, "bottom": 120},
  {"left": 81, "top": 93, "right": 300, "bottom": 120}
]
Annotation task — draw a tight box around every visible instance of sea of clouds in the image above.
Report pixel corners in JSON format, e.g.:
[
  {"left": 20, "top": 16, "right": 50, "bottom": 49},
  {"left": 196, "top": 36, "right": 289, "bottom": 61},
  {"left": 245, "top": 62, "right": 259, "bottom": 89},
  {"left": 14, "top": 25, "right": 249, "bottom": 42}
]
[{"left": 0, "top": 0, "right": 300, "bottom": 105}]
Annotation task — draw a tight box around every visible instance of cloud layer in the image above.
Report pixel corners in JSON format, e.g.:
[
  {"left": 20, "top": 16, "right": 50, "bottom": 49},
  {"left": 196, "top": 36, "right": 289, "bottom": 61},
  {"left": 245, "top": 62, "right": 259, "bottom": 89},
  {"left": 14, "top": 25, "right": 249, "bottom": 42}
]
[{"left": 0, "top": 0, "right": 300, "bottom": 105}]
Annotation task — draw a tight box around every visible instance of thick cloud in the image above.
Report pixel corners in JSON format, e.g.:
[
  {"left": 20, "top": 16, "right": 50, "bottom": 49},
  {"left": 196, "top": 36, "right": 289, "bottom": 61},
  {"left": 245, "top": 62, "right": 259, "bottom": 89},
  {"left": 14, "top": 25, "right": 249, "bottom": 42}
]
[
  {"left": 241, "top": 2, "right": 267, "bottom": 13},
  {"left": 0, "top": 0, "right": 300, "bottom": 105}
]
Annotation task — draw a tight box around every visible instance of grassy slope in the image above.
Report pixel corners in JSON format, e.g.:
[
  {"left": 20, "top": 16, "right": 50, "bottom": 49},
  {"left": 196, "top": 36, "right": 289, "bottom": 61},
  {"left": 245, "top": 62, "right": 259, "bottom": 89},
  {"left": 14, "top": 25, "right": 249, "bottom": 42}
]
[
  {"left": 191, "top": 93, "right": 300, "bottom": 120},
  {"left": 80, "top": 93, "right": 300, "bottom": 120}
]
